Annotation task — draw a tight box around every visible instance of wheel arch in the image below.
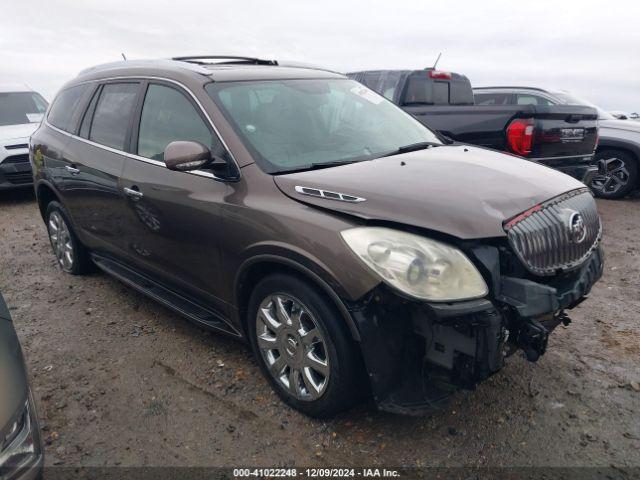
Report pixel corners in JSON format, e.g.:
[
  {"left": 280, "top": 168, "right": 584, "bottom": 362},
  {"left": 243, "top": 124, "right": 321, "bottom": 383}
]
[
  {"left": 596, "top": 139, "right": 640, "bottom": 187},
  {"left": 35, "top": 180, "right": 62, "bottom": 219},
  {"left": 234, "top": 254, "right": 362, "bottom": 342}
]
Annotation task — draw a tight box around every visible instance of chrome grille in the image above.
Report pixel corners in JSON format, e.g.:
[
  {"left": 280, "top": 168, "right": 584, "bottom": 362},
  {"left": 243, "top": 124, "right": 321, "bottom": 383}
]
[{"left": 505, "top": 188, "right": 601, "bottom": 276}]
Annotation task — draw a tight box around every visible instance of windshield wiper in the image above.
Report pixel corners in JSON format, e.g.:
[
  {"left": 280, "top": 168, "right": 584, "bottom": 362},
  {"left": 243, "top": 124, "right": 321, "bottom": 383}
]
[
  {"left": 382, "top": 141, "right": 443, "bottom": 157},
  {"left": 275, "top": 159, "right": 364, "bottom": 175},
  {"left": 307, "top": 159, "right": 363, "bottom": 170}
]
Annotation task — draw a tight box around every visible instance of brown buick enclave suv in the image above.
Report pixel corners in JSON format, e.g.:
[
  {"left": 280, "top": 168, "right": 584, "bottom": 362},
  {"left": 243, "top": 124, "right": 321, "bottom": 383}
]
[{"left": 30, "top": 56, "right": 604, "bottom": 417}]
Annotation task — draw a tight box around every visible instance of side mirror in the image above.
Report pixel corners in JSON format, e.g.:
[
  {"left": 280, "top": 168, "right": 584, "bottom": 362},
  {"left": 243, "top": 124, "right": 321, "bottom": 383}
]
[{"left": 164, "top": 141, "right": 214, "bottom": 172}]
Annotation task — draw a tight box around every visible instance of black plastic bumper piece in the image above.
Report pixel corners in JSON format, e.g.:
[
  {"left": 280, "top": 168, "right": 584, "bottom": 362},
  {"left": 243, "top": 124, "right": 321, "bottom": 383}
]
[
  {"left": 537, "top": 155, "right": 596, "bottom": 183},
  {"left": 498, "top": 245, "right": 604, "bottom": 317},
  {"left": 0, "top": 162, "right": 33, "bottom": 189},
  {"left": 352, "top": 290, "right": 505, "bottom": 415}
]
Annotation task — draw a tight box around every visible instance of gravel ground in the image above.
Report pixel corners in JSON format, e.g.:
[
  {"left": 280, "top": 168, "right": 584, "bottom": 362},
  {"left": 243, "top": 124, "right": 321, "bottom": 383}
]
[{"left": 1, "top": 188, "right": 639, "bottom": 470}]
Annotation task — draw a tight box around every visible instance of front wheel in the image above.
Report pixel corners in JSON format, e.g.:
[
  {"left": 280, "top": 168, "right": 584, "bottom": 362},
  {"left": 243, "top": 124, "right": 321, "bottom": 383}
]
[
  {"left": 247, "top": 274, "right": 363, "bottom": 418},
  {"left": 45, "top": 201, "right": 93, "bottom": 275},
  {"left": 591, "top": 150, "right": 638, "bottom": 199}
]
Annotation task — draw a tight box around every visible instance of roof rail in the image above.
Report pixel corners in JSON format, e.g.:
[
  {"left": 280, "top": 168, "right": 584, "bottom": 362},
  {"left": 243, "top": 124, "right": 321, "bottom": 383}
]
[
  {"left": 171, "top": 56, "right": 341, "bottom": 75},
  {"left": 172, "top": 56, "right": 278, "bottom": 66},
  {"left": 473, "top": 86, "right": 550, "bottom": 93}
]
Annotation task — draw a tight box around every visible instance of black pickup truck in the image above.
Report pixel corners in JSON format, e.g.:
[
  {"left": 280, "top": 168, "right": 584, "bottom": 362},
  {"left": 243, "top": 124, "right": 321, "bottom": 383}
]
[{"left": 347, "top": 69, "right": 599, "bottom": 182}]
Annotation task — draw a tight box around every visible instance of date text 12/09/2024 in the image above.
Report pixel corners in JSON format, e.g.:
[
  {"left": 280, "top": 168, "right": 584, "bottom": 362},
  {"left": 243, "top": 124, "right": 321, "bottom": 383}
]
[{"left": 233, "top": 468, "right": 401, "bottom": 478}]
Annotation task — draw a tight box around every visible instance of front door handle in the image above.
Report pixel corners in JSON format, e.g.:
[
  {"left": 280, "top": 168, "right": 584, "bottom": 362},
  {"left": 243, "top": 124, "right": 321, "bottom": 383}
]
[
  {"left": 124, "top": 186, "right": 144, "bottom": 200},
  {"left": 65, "top": 165, "right": 80, "bottom": 175}
]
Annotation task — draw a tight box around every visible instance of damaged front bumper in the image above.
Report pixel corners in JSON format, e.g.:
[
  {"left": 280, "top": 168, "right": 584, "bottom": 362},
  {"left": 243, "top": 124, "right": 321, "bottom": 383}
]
[{"left": 351, "top": 244, "right": 604, "bottom": 415}]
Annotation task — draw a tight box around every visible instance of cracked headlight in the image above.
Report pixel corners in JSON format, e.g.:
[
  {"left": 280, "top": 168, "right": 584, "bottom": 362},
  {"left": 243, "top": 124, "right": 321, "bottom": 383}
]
[
  {"left": 0, "top": 391, "right": 42, "bottom": 477},
  {"left": 341, "top": 227, "right": 488, "bottom": 301}
]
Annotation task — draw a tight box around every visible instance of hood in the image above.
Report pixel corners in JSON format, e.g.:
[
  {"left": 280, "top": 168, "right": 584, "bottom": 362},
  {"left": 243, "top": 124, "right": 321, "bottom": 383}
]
[
  {"left": 273, "top": 145, "right": 584, "bottom": 239},
  {"left": 0, "top": 296, "right": 29, "bottom": 436},
  {"left": 598, "top": 118, "right": 640, "bottom": 134},
  {"left": 0, "top": 122, "right": 38, "bottom": 143}
]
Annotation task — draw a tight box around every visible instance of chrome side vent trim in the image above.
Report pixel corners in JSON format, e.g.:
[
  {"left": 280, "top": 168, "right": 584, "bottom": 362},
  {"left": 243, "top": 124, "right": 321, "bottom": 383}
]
[{"left": 294, "top": 186, "right": 366, "bottom": 203}]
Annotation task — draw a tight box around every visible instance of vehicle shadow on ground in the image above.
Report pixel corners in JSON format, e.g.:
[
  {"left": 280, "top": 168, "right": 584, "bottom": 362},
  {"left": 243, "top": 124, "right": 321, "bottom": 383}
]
[{"left": 0, "top": 188, "right": 36, "bottom": 205}]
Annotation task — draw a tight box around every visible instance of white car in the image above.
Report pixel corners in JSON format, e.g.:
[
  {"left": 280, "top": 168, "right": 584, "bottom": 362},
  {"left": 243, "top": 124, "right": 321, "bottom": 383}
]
[{"left": 0, "top": 85, "right": 48, "bottom": 190}]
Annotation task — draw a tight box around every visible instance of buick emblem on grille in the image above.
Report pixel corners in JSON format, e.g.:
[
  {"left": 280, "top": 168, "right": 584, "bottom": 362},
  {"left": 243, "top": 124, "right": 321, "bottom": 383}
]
[
  {"left": 505, "top": 189, "right": 601, "bottom": 275},
  {"left": 568, "top": 211, "right": 587, "bottom": 244}
]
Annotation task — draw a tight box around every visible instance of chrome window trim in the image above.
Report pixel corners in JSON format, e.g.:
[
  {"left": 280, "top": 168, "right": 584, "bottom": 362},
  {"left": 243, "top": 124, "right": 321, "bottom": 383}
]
[{"left": 43, "top": 75, "right": 240, "bottom": 181}]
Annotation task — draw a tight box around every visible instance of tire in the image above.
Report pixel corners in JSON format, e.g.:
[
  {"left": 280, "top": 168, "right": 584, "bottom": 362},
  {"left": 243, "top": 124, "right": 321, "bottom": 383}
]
[
  {"left": 591, "top": 150, "right": 638, "bottom": 199},
  {"left": 247, "top": 273, "right": 363, "bottom": 418},
  {"left": 45, "top": 201, "right": 93, "bottom": 275}
]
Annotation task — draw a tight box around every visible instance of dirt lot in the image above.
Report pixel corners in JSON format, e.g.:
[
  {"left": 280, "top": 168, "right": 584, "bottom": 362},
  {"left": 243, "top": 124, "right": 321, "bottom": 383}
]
[{"left": 1, "top": 188, "right": 639, "bottom": 470}]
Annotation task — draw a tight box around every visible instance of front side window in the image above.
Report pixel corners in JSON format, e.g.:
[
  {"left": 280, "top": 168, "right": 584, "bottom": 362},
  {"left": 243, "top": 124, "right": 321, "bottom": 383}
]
[
  {"left": 137, "top": 84, "right": 214, "bottom": 161},
  {"left": 89, "top": 83, "right": 139, "bottom": 150},
  {"left": 207, "top": 79, "right": 441, "bottom": 173}
]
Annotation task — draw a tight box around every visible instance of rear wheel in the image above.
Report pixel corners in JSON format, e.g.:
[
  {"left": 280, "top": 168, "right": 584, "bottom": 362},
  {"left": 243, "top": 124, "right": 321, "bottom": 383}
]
[
  {"left": 591, "top": 150, "right": 638, "bottom": 199},
  {"left": 45, "top": 201, "right": 93, "bottom": 275},
  {"left": 247, "top": 273, "right": 363, "bottom": 417}
]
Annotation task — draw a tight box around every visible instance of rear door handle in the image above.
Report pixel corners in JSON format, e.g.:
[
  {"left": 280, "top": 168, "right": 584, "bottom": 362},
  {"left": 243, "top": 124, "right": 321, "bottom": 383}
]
[
  {"left": 65, "top": 165, "right": 80, "bottom": 175},
  {"left": 124, "top": 186, "right": 144, "bottom": 200}
]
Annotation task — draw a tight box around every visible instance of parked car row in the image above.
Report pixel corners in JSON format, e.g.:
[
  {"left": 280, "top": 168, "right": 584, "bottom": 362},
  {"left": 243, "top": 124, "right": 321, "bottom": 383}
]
[
  {"left": 19, "top": 56, "right": 604, "bottom": 419},
  {"left": 473, "top": 87, "right": 640, "bottom": 198},
  {"left": 347, "top": 69, "right": 600, "bottom": 184},
  {"left": 609, "top": 111, "right": 639, "bottom": 121},
  {"left": 348, "top": 68, "right": 640, "bottom": 199}
]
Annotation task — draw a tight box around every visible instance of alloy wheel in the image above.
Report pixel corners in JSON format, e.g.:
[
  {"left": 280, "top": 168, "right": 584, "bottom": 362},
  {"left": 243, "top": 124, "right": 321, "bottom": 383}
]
[
  {"left": 591, "top": 157, "right": 630, "bottom": 195},
  {"left": 255, "top": 294, "right": 330, "bottom": 401},
  {"left": 48, "top": 211, "right": 75, "bottom": 272}
]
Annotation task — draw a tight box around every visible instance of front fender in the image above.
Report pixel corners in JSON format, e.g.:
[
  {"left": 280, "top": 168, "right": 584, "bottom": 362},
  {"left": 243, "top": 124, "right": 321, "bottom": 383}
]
[{"left": 234, "top": 248, "right": 368, "bottom": 341}]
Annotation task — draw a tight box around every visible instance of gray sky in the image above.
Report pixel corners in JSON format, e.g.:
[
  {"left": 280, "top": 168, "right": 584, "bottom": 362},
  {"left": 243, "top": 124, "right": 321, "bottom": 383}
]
[{"left": 3, "top": 0, "right": 638, "bottom": 110}]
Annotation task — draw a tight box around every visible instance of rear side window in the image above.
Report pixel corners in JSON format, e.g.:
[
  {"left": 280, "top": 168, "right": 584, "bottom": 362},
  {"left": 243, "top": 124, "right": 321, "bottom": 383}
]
[
  {"left": 137, "top": 84, "right": 214, "bottom": 161},
  {"left": 89, "top": 83, "right": 140, "bottom": 150},
  {"left": 48, "top": 84, "right": 89, "bottom": 132},
  {"left": 516, "top": 94, "right": 554, "bottom": 106},
  {"left": 474, "top": 93, "right": 514, "bottom": 105}
]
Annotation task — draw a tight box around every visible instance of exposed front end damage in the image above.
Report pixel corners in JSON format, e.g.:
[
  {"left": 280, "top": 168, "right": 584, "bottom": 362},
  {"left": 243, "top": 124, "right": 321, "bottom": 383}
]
[
  {"left": 342, "top": 187, "right": 606, "bottom": 414},
  {"left": 351, "top": 238, "right": 604, "bottom": 415}
]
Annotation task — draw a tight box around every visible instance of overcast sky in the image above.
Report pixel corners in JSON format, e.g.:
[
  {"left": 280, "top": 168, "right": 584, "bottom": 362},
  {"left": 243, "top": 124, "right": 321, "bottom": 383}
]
[{"left": 2, "top": 0, "right": 638, "bottom": 110}]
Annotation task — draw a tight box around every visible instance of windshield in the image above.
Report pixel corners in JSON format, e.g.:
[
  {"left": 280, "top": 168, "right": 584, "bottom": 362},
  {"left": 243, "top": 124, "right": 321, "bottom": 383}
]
[
  {"left": 550, "top": 91, "right": 614, "bottom": 120},
  {"left": 206, "top": 79, "right": 442, "bottom": 173},
  {"left": 0, "top": 91, "right": 48, "bottom": 126}
]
